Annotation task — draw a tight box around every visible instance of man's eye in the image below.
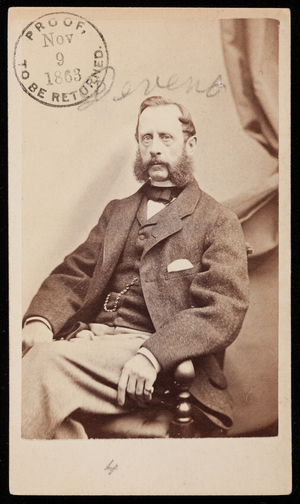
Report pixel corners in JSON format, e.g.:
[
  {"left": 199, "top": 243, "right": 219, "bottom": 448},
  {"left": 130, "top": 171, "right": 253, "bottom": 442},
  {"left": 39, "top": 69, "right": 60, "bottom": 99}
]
[
  {"left": 161, "top": 135, "right": 172, "bottom": 141},
  {"left": 142, "top": 135, "right": 152, "bottom": 144}
]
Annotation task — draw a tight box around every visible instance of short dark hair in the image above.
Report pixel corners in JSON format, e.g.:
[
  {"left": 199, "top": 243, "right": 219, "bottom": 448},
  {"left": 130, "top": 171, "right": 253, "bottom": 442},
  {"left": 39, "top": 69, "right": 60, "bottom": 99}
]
[{"left": 135, "top": 96, "right": 196, "bottom": 142}]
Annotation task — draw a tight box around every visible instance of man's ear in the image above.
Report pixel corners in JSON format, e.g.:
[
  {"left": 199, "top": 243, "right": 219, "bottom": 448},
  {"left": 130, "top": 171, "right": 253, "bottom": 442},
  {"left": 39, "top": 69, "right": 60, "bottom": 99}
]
[{"left": 185, "top": 135, "right": 197, "bottom": 155}]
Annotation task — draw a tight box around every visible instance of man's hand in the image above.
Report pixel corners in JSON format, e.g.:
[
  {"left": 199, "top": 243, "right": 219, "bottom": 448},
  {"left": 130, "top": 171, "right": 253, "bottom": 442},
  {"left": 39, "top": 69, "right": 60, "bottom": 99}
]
[
  {"left": 117, "top": 354, "right": 157, "bottom": 406},
  {"left": 22, "top": 321, "right": 53, "bottom": 356}
]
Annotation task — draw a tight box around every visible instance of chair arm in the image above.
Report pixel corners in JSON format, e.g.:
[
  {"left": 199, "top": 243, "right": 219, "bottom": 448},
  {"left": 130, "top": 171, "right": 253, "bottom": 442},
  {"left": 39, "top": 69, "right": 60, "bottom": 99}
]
[
  {"left": 173, "top": 359, "right": 195, "bottom": 386},
  {"left": 169, "top": 359, "right": 196, "bottom": 438}
]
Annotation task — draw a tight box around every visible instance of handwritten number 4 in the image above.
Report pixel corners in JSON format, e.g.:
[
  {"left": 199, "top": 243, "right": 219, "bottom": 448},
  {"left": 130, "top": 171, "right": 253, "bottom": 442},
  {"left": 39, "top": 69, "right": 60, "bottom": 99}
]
[{"left": 105, "top": 459, "right": 118, "bottom": 475}]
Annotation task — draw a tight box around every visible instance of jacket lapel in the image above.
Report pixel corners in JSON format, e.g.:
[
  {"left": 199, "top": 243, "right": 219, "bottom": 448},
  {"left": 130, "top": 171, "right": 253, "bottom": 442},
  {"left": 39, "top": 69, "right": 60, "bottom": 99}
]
[
  {"left": 142, "top": 179, "right": 201, "bottom": 256},
  {"left": 83, "top": 188, "right": 145, "bottom": 304}
]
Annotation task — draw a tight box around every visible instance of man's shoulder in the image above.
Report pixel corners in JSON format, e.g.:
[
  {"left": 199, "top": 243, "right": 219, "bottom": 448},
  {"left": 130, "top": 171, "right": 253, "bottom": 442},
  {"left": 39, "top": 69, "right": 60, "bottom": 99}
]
[
  {"left": 103, "top": 187, "right": 143, "bottom": 212},
  {"left": 197, "top": 188, "right": 239, "bottom": 224}
]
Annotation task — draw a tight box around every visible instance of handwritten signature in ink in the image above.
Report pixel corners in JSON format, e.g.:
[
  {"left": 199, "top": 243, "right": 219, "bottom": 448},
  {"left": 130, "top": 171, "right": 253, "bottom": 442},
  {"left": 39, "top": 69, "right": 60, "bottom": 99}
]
[{"left": 78, "top": 67, "right": 225, "bottom": 111}]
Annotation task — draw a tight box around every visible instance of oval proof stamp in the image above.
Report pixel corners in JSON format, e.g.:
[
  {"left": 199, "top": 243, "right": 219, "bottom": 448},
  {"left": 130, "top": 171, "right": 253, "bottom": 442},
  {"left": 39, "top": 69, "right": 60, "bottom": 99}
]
[{"left": 13, "top": 11, "right": 109, "bottom": 107}]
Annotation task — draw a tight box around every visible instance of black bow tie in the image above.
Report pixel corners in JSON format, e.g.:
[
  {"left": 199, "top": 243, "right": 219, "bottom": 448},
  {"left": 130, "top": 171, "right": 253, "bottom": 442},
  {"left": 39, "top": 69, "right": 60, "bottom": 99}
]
[{"left": 142, "top": 184, "right": 183, "bottom": 203}]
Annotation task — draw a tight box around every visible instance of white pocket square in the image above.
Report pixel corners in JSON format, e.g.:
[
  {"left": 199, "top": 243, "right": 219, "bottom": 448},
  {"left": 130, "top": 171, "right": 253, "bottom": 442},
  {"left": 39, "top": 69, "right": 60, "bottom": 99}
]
[{"left": 167, "top": 259, "right": 194, "bottom": 272}]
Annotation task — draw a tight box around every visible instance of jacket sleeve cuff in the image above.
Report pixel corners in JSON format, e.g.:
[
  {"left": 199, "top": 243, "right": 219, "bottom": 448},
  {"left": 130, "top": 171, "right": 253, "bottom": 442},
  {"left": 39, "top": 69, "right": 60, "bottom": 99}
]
[
  {"left": 24, "top": 316, "right": 53, "bottom": 332},
  {"left": 137, "top": 348, "right": 162, "bottom": 372}
]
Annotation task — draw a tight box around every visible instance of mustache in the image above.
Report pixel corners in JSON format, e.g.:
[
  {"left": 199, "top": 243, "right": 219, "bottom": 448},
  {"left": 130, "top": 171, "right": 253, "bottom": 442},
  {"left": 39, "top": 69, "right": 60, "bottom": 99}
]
[
  {"left": 144, "top": 156, "right": 167, "bottom": 167},
  {"left": 133, "top": 149, "right": 194, "bottom": 187}
]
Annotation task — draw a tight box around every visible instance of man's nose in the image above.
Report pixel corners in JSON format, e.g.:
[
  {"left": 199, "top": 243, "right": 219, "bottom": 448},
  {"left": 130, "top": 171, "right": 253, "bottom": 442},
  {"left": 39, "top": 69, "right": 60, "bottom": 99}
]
[{"left": 150, "top": 137, "right": 162, "bottom": 156}]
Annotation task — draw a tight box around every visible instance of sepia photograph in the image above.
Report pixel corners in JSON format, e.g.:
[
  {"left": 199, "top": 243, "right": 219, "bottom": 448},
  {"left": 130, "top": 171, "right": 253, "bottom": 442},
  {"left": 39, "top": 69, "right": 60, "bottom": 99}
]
[{"left": 9, "top": 7, "right": 291, "bottom": 495}]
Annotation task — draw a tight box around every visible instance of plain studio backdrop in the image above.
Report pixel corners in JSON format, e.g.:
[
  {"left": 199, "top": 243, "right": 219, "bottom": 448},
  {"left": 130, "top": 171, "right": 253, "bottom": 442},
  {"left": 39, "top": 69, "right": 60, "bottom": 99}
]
[{"left": 21, "top": 18, "right": 276, "bottom": 312}]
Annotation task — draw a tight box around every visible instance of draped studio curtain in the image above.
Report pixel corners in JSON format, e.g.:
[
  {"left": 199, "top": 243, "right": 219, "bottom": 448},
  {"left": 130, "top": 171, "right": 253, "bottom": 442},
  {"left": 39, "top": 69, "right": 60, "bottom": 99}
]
[{"left": 220, "top": 18, "right": 279, "bottom": 435}]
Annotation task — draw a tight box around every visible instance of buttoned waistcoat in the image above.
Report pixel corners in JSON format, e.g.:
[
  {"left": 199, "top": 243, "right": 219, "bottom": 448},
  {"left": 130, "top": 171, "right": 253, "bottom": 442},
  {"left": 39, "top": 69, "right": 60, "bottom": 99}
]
[{"left": 25, "top": 178, "right": 249, "bottom": 429}]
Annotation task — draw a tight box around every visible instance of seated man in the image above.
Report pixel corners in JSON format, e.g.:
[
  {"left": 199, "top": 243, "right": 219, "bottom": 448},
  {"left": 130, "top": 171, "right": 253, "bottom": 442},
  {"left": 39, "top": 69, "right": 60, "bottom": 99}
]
[{"left": 22, "top": 96, "right": 249, "bottom": 439}]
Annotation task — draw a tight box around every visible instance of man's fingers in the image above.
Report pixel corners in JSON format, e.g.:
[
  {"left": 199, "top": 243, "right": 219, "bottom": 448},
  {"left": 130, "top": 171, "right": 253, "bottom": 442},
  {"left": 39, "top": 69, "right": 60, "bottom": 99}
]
[
  {"left": 143, "top": 384, "right": 154, "bottom": 402},
  {"left": 135, "top": 379, "right": 145, "bottom": 398},
  {"left": 126, "top": 376, "right": 138, "bottom": 401},
  {"left": 134, "top": 379, "right": 149, "bottom": 406},
  {"left": 144, "top": 385, "right": 154, "bottom": 394},
  {"left": 117, "top": 370, "right": 129, "bottom": 406},
  {"left": 117, "top": 355, "right": 157, "bottom": 406},
  {"left": 144, "top": 378, "right": 155, "bottom": 394}
]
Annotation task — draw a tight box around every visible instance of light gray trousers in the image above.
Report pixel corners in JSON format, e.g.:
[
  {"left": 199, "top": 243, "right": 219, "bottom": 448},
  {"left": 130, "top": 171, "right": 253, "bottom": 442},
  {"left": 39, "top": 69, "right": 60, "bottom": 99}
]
[{"left": 22, "top": 325, "right": 152, "bottom": 439}]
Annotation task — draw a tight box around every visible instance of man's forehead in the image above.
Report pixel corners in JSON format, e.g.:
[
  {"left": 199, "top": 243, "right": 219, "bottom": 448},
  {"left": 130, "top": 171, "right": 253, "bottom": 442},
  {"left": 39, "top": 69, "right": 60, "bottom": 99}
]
[{"left": 138, "top": 105, "right": 182, "bottom": 132}]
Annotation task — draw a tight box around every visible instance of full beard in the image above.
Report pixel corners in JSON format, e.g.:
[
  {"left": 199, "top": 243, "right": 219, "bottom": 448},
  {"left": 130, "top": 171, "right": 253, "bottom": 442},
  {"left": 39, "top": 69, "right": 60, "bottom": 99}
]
[{"left": 133, "top": 148, "right": 195, "bottom": 187}]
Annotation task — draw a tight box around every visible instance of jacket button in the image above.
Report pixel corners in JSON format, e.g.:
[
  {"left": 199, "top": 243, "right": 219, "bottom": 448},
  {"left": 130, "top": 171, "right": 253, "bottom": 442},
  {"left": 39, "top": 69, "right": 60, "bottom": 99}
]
[{"left": 139, "top": 234, "right": 145, "bottom": 240}]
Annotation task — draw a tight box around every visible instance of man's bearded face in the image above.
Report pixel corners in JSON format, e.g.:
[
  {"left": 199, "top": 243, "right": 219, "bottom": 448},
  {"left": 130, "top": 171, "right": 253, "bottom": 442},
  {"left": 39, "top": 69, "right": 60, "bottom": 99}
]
[
  {"left": 133, "top": 146, "right": 194, "bottom": 187},
  {"left": 134, "top": 104, "right": 195, "bottom": 187}
]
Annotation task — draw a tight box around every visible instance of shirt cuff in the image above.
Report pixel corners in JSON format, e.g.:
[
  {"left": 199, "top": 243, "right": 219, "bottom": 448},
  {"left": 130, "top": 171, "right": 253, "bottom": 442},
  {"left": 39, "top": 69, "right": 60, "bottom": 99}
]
[
  {"left": 137, "top": 348, "right": 161, "bottom": 372},
  {"left": 24, "top": 316, "right": 53, "bottom": 332}
]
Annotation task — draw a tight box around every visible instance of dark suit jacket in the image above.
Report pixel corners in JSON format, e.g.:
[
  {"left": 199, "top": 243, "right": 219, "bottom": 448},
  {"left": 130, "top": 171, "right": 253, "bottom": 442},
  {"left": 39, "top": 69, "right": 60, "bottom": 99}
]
[{"left": 24, "top": 179, "right": 249, "bottom": 429}]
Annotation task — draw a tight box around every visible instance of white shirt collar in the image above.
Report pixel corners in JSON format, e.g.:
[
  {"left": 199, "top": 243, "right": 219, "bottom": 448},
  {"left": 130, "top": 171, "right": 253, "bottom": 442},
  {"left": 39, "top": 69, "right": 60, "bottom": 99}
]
[{"left": 149, "top": 179, "right": 176, "bottom": 188}]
